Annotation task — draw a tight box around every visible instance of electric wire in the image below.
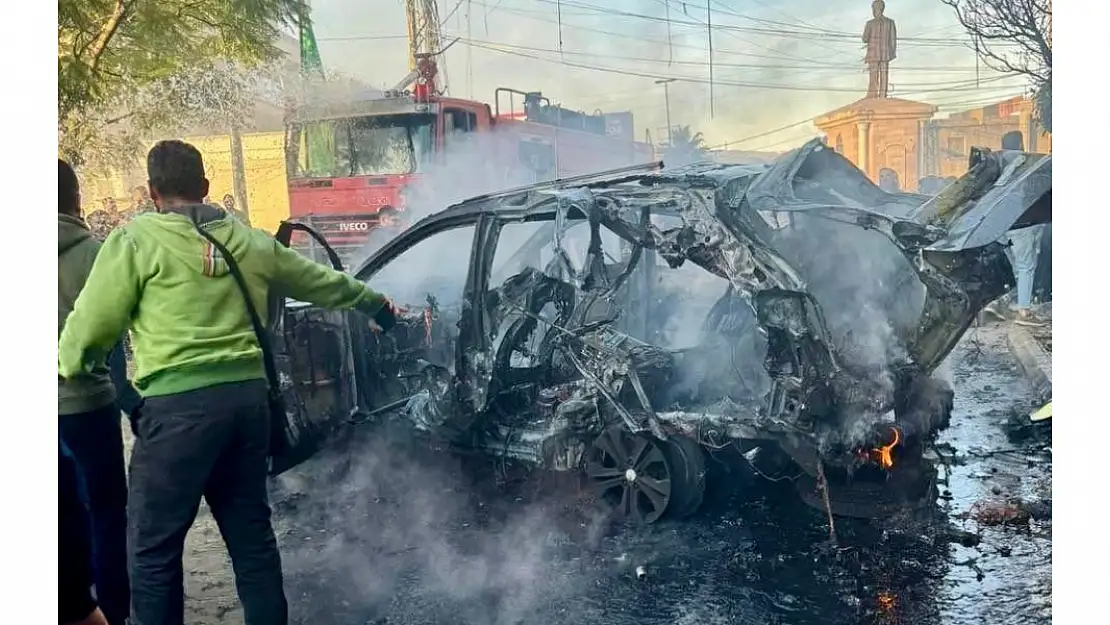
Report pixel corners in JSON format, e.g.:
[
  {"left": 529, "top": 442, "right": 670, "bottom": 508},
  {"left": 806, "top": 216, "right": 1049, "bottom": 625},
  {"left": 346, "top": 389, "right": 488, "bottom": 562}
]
[
  {"left": 447, "top": 36, "right": 1012, "bottom": 76},
  {"left": 519, "top": 0, "right": 984, "bottom": 47},
  {"left": 456, "top": 37, "right": 1022, "bottom": 94}
]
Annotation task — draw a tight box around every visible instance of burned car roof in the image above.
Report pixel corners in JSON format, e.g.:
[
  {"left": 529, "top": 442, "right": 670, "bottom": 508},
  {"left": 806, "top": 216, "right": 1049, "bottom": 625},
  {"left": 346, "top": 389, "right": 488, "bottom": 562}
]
[{"left": 351, "top": 139, "right": 1049, "bottom": 376}]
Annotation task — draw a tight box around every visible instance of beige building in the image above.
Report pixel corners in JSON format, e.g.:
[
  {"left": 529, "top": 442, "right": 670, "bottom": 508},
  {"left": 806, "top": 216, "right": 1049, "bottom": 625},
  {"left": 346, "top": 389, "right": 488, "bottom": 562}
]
[
  {"left": 813, "top": 94, "right": 1051, "bottom": 191},
  {"left": 931, "top": 96, "right": 1051, "bottom": 178},
  {"left": 814, "top": 97, "right": 937, "bottom": 191}
]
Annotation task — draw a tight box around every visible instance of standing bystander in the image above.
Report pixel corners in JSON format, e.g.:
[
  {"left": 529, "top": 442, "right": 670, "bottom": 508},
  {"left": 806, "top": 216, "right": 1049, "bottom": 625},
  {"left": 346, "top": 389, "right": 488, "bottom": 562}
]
[
  {"left": 222, "top": 193, "right": 250, "bottom": 224},
  {"left": 60, "top": 440, "right": 110, "bottom": 625},
  {"left": 58, "top": 140, "right": 399, "bottom": 625},
  {"left": 129, "top": 185, "right": 156, "bottom": 219},
  {"left": 57, "top": 159, "right": 140, "bottom": 625},
  {"left": 985, "top": 131, "right": 1047, "bottom": 326}
]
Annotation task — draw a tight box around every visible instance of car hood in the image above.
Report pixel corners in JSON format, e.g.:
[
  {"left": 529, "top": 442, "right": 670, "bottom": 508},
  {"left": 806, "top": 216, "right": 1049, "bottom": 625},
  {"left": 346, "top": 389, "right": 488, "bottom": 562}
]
[{"left": 914, "top": 149, "right": 1052, "bottom": 251}]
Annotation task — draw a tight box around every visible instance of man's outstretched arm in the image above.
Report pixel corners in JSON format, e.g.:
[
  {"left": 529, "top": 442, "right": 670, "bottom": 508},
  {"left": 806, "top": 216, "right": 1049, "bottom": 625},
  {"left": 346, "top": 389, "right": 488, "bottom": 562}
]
[
  {"left": 59, "top": 230, "right": 142, "bottom": 379},
  {"left": 269, "top": 239, "right": 396, "bottom": 327}
]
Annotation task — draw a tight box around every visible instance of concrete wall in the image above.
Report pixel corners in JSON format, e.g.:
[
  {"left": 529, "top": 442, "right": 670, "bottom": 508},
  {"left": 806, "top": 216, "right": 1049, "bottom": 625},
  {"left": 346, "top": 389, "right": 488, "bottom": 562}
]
[
  {"left": 870, "top": 118, "right": 922, "bottom": 190},
  {"left": 933, "top": 98, "right": 1052, "bottom": 178},
  {"left": 824, "top": 122, "right": 861, "bottom": 169},
  {"left": 820, "top": 117, "right": 921, "bottom": 189},
  {"left": 80, "top": 132, "right": 292, "bottom": 234},
  {"left": 185, "top": 132, "right": 291, "bottom": 233}
]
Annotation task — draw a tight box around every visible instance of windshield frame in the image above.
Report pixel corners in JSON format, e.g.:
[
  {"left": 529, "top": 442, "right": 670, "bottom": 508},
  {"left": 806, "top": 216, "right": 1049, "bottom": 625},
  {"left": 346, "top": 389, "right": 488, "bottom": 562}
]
[{"left": 289, "top": 112, "right": 439, "bottom": 180}]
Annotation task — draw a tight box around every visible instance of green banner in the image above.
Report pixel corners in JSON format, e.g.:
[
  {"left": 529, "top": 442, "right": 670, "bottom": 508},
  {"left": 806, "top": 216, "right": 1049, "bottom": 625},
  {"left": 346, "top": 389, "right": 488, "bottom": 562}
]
[
  {"left": 299, "top": 14, "right": 324, "bottom": 77},
  {"left": 299, "top": 11, "right": 335, "bottom": 175}
]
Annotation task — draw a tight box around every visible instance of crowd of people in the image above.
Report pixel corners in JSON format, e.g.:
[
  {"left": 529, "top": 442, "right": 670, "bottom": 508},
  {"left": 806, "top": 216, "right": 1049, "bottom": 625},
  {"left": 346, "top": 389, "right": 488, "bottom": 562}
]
[
  {"left": 58, "top": 140, "right": 400, "bottom": 625},
  {"left": 84, "top": 187, "right": 252, "bottom": 242}
]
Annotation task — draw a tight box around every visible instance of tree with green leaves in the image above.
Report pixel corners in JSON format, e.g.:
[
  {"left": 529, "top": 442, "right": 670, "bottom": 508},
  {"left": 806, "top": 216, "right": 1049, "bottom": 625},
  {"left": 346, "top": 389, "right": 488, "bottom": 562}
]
[
  {"left": 58, "top": 0, "right": 309, "bottom": 170},
  {"left": 664, "top": 125, "right": 708, "bottom": 167}
]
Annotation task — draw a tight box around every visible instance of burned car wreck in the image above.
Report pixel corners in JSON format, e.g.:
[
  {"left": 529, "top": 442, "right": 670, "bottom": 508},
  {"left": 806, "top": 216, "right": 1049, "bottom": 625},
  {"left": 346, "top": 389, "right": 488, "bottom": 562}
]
[{"left": 269, "top": 139, "right": 1052, "bottom": 523}]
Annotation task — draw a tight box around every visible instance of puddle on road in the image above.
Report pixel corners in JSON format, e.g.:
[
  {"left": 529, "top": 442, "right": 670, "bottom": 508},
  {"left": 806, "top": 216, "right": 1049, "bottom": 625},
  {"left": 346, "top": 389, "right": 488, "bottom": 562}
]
[
  {"left": 935, "top": 326, "right": 1052, "bottom": 625},
  {"left": 274, "top": 326, "right": 1051, "bottom": 625}
]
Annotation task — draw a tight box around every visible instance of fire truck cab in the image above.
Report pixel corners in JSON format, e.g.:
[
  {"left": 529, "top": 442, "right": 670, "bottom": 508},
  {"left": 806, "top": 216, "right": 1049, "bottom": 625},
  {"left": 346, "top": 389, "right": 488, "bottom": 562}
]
[{"left": 284, "top": 85, "right": 653, "bottom": 262}]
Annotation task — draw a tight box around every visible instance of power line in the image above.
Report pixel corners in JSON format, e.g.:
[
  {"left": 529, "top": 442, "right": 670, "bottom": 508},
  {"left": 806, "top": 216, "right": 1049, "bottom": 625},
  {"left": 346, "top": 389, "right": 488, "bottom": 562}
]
[
  {"left": 707, "top": 89, "right": 1028, "bottom": 152},
  {"left": 317, "top": 34, "right": 411, "bottom": 41},
  {"left": 321, "top": 28, "right": 987, "bottom": 74},
  {"left": 447, "top": 36, "right": 1001, "bottom": 75},
  {"left": 458, "top": 0, "right": 854, "bottom": 66},
  {"left": 519, "top": 0, "right": 980, "bottom": 47},
  {"left": 704, "top": 118, "right": 814, "bottom": 150},
  {"left": 447, "top": 0, "right": 986, "bottom": 71},
  {"left": 701, "top": 0, "right": 850, "bottom": 62},
  {"left": 458, "top": 37, "right": 1023, "bottom": 94}
]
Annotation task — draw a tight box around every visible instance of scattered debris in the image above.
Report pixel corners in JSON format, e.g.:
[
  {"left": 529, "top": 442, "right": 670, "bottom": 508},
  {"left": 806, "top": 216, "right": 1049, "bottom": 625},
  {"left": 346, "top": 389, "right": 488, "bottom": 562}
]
[{"left": 965, "top": 498, "right": 1051, "bottom": 528}]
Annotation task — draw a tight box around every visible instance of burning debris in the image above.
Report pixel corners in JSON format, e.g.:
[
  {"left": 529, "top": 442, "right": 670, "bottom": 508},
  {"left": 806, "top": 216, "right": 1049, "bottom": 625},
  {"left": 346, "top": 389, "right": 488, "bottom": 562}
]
[
  {"left": 267, "top": 139, "right": 1051, "bottom": 523},
  {"left": 863, "top": 426, "right": 901, "bottom": 471}
]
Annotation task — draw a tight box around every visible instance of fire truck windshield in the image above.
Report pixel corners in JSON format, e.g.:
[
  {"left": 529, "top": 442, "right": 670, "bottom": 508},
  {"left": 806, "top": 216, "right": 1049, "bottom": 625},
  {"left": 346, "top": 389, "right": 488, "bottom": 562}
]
[{"left": 291, "top": 113, "right": 436, "bottom": 179}]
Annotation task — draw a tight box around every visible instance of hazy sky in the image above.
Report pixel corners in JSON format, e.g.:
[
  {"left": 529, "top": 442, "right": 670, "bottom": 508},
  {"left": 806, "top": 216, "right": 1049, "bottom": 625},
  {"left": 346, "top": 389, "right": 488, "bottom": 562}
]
[{"left": 308, "top": 0, "right": 1027, "bottom": 150}]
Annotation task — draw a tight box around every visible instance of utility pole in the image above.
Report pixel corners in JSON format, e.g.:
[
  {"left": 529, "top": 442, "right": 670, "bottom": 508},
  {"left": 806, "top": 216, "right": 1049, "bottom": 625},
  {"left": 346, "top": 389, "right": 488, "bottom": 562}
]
[
  {"left": 230, "top": 125, "right": 250, "bottom": 221},
  {"left": 655, "top": 78, "right": 676, "bottom": 146}
]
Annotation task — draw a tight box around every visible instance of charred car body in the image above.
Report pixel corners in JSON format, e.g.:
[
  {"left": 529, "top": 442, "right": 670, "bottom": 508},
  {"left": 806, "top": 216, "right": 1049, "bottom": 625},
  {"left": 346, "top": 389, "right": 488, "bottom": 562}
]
[{"left": 268, "top": 140, "right": 1051, "bottom": 522}]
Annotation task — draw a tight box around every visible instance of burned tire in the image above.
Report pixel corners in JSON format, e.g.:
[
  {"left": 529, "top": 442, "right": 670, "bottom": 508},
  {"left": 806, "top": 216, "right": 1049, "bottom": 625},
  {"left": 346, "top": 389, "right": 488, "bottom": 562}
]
[
  {"left": 660, "top": 435, "right": 707, "bottom": 520},
  {"left": 586, "top": 426, "right": 674, "bottom": 524}
]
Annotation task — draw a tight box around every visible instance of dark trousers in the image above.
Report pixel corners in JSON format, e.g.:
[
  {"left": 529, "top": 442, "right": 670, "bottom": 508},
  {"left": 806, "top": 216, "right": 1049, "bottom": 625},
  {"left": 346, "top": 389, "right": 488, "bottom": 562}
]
[
  {"left": 128, "top": 379, "right": 288, "bottom": 625},
  {"left": 59, "top": 404, "right": 131, "bottom": 625}
]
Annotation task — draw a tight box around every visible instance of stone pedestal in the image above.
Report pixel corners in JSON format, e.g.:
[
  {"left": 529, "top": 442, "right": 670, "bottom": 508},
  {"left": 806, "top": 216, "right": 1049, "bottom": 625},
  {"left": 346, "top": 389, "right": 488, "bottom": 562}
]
[{"left": 814, "top": 97, "right": 937, "bottom": 188}]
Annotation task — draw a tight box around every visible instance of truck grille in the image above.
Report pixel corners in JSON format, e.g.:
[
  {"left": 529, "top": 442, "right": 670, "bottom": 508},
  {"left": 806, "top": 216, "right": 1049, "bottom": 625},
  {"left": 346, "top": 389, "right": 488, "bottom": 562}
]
[{"left": 289, "top": 214, "right": 381, "bottom": 263}]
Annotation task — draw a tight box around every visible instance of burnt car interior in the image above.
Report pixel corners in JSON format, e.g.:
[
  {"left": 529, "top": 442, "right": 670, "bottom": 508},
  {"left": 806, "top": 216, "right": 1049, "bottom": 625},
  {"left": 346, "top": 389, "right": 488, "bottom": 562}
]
[{"left": 267, "top": 140, "right": 1051, "bottom": 523}]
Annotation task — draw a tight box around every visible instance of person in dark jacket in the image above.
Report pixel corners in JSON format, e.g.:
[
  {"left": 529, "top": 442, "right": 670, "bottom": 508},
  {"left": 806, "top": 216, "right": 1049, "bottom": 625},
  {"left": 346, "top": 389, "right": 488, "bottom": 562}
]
[
  {"left": 58, "top": 159, "right": 140, "bottom": 625},
  {"left": 362, "top": 205, "right": 406, "bottom": 255},
  {"left": 60, "top": 440, "right": 110, "bottom": 625},
  {"left": 58, "top": 141, "right": 399, "bottom": 625}
]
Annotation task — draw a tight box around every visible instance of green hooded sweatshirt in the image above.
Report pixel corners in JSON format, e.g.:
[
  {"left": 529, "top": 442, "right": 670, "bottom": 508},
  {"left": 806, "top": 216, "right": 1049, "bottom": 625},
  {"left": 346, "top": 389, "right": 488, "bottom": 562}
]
[
  {"left": 58, "top": 214, "right": 116, "bottom": 414},
  {"left": 58, "top": 204, "right": 389, "bottom": 398}
]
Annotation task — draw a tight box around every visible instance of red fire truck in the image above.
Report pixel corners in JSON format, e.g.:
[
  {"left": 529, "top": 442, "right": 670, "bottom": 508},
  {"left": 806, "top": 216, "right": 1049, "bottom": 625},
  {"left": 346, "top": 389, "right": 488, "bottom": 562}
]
[{"left": 283, "top": 62, "right": 655, "bottom": 260}]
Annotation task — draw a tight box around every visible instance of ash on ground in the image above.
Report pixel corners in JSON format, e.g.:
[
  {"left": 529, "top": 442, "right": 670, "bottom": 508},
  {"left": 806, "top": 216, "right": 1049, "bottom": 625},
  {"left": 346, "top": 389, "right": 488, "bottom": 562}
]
[{"left": 234, "top": 325, "right": 1049, "bottom": 625}]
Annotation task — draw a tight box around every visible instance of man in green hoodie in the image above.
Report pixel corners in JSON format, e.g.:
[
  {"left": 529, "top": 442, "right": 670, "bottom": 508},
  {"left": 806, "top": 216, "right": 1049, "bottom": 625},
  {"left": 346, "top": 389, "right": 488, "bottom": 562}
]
[
  {"left": 58, "top": 140, "right": 398, "bottom": 625},
  {"left": 58, "top": 159, "right": 140, "bottom": 625}
]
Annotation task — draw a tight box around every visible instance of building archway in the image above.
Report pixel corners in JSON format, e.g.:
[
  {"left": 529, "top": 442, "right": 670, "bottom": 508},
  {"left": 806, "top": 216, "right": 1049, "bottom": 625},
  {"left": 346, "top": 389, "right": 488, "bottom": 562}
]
[{"left": 878, "top": 143, "right": 907, "bottom": 189}]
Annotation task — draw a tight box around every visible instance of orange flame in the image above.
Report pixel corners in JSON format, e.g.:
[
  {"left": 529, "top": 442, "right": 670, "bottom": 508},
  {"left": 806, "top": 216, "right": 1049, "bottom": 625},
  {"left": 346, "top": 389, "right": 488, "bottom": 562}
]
[
  {"left": 877, "top": 591, "right": 897, "bottom": 613},
  {"left": 423, "top": 307, "right": 433, "bottom": 346},
  {"left": 870, "top": 426, "right": 901, "bottom": 470}
]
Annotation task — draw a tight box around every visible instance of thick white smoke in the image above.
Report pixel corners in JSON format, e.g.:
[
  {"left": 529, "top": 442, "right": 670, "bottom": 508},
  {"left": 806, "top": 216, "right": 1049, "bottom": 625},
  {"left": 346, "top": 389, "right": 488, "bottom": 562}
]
[
  {"left": 278, "top": 120, "right": 657, "bottom": 623},
  {"left": 273, "top": 433, "right": 599, "bottom": 625},
  {"left": 366, "top": 122, "right": 653, "bottom": 306}
]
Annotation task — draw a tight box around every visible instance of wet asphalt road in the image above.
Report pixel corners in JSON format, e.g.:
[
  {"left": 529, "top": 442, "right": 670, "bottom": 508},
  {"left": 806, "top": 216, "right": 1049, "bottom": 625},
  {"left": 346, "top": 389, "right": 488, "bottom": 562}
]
[{"left": 271, "top": 324, "right": 1051, "bottom": 625}]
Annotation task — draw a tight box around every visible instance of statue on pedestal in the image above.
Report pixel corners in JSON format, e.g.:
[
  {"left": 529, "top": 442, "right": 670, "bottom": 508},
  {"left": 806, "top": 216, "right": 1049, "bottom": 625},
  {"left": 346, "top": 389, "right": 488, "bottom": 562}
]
[{"left": 862, "top": 0, "right": 897, "bottom": 98}]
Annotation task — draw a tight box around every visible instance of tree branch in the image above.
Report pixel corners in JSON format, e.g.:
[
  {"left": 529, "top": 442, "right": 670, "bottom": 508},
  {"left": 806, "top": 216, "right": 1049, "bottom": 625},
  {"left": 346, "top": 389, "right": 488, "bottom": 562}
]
[
  {"left": 942, "top": 0, "right": 1050, "bottom": 82},
  {"left": 87, "top": 0, "right": 131, "bottom": 71}
]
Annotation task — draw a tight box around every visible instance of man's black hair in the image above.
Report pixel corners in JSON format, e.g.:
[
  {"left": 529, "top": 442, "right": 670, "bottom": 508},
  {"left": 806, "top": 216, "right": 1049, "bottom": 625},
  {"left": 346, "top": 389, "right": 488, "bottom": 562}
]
[
  {"left": 59, "top": 159, "right": 79, "bottom": 214},
  {"left": 147, "top": 140, "right": 207, "bottom": 201},
  {"left": 1001, "top": 131, "right": 1024, "bottom": 151}
]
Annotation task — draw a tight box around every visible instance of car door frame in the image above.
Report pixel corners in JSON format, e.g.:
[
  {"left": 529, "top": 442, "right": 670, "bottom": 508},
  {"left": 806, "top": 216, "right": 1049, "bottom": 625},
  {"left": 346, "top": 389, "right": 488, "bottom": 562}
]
[{"left": 352, "top": 209, "right": 493, "bottom": 418}]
